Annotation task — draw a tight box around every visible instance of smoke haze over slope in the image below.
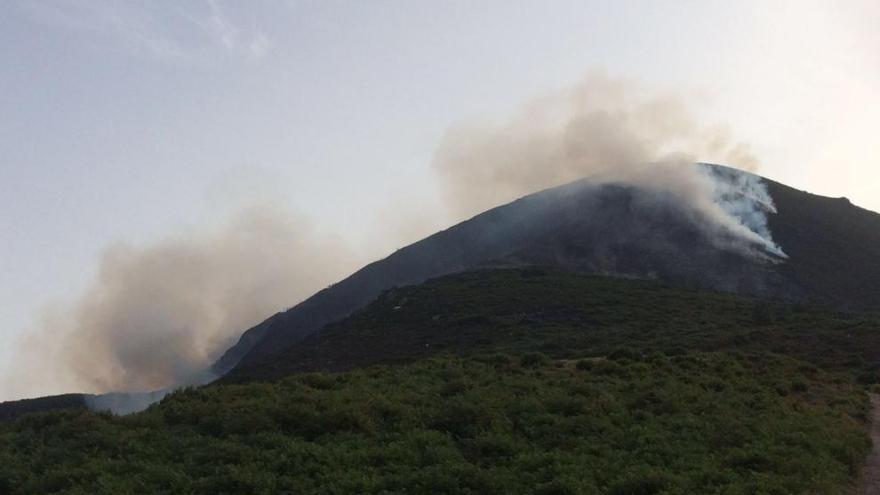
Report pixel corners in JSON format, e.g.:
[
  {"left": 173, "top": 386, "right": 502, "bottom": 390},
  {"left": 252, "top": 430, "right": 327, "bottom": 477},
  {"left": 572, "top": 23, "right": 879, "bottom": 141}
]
[
  {"left": 3, "top": 73, "right": 785, "bottom": 401},
  {"left": 3, "top": 207, "right": 357, "bottom": 398},
  {"left": 434, "top": 73, "right": 782, "bottom": 257}
]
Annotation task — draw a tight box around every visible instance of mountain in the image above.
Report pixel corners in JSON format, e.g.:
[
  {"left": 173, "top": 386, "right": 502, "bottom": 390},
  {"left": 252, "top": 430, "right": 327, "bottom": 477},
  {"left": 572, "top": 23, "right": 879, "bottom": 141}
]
[
  {"left": 3, "top": 164, "right": 880, "bottom": 418},
  {"left": 765, "top": 183, "right": 880, "bottom": 308},
  {"left": 4, "top": 164, "right": 880, "bottom": 492},
  {"left": 216, "top": 164, "right": 880, "bottom": 378}
]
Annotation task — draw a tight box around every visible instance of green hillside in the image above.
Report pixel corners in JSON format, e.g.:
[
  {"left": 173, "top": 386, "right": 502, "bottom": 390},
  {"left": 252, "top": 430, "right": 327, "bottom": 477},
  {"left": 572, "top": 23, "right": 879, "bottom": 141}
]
[
  {"left": 229, "top": 269, "right": 880, "bottom": 383},
  {"left": 0, "top": 353, "right": 869, "bottom": 495},
  {"left": 2, "top": 269, "right": 879, "bottom": 494}
]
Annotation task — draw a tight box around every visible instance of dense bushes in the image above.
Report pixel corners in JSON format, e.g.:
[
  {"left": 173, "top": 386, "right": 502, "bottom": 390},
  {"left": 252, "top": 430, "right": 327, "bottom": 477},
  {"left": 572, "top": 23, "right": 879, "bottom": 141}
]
[
  {"left": 0, "top": 352, "right": 869, "bottom": 494},
  {"left": 2, "top": 270, "right": 878, "bottom": 493}
]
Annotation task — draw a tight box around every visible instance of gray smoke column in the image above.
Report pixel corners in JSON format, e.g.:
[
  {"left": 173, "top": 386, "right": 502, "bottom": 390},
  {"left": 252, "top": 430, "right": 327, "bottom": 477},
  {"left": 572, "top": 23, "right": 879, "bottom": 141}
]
[
  {"left": 706, "top": 165, "right": 786, "bottom": 258},
  {"left": 433, "top": 72, "right": 785, "bottom": 258},
  {"left": 5, "top": 206, "right": 357, "bottom": 401},
  {"left": 84, "top": 389, "right": 173, "bottom": 416}
]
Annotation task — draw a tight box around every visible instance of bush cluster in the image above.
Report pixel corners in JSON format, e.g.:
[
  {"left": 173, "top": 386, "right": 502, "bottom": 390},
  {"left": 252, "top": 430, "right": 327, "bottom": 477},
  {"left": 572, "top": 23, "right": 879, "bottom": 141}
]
[{"left": 0, "top": 352, "right": 868, "bottom": 494}]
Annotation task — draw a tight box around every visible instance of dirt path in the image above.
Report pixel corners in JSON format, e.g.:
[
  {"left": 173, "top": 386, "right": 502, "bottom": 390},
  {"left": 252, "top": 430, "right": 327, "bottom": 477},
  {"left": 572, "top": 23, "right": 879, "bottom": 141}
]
[{"left": 859, "top": 395, "right": 880, "bottom": 495}]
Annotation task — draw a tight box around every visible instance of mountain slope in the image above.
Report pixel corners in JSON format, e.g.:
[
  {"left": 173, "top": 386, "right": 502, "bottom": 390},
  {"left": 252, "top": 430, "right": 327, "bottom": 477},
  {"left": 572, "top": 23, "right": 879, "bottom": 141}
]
[
  {"left": 225, "top": 269, "right": 880, "bottom": 384},
  {"left": 218, "top": 165, "right": 880, "bottom": 376},
  {"left": 766, "top": 184, "right": 880, "bottom": 309},
  {"left": 4, "top": 165, "right": 879, "bottom": 417}
]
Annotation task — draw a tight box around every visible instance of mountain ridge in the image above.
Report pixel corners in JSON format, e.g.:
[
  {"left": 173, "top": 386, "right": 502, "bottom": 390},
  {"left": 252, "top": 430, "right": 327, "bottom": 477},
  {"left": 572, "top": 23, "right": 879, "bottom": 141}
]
[
  {"left": 4, "top": 164, "right": 880, "bottom": 414},
  {"left": 215, "top": 165, "right": 880, "bottom": 377}
]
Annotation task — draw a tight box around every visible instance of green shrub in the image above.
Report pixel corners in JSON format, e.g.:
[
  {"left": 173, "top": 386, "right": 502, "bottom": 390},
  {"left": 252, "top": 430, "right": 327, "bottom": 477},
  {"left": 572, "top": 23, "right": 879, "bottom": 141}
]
[
  {"left": 520, "top": 352, "right": 550, "bottom": 368},
  {"left": 476, "top": 353, "right": 513, "bottom": 369},
  {"left": 429, "top": 401, "right": 492, "bottom": 438},
  {"left": 0, "top": 352, "right": 869, "bottom": 495},
  {"left": 608, "top": 348, "right": 640, "bottom": 361},
  {"left": 608, "top": 469, "right": 676, "bottom": 495},
  {"left": 791, "top": 380, "right": 809, "bottom": 393},
  {"left": 534, "top": 479, "right": 578, "bottom": 495},
  {"left": 591, "top": 359, "right": 623, "bottom": 375},
  {"left": 575, "top": 359, "right": 593, "bottom": 371}
]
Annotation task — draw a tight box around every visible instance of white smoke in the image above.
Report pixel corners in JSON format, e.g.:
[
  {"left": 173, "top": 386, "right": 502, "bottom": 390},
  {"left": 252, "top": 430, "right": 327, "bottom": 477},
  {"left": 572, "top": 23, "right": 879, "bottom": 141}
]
[
  {"left": 4, "top": 72, "right": 789, "bottom": 411},
  {"left": 703, "top": 164, "right": 786, "bottom": 258},
  {"left": 84, "top": 389, "right": 172, "bottom": 416},
  {"left": 4, "top": 206, "right": 359, "bottom": 402},
  {"left": 433, "top": 72, "right": 785, "bottom": 259}
]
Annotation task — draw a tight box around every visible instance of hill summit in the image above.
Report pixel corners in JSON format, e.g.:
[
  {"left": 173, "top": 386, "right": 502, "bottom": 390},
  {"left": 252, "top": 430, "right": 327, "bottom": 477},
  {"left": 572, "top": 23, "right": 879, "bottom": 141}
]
[{"left": 216, "top": 164, "right": 880, "bottom": 377}]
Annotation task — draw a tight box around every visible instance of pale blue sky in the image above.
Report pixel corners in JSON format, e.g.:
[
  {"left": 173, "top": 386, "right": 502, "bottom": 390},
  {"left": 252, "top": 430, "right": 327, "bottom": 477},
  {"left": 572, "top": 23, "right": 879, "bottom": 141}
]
[{"left": 2, "top": 0, "right": 878, "bottom": 395}]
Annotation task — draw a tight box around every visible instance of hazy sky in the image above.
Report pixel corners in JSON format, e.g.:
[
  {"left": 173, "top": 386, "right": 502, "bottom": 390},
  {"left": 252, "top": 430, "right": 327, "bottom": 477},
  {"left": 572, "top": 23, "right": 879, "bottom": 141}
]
[{"left": 1, "top": 1, "right": 878, "bottom": 398}]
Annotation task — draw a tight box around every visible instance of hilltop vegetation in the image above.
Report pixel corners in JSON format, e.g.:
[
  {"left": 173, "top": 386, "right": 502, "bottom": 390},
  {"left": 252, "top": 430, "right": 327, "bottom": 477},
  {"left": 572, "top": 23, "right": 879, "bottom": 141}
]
[
  {"left": 230, "top": 269, "right": 880, "bottom": 383},
  {"left": 2, "top": 269, "right": 880, "bottom": 494}
]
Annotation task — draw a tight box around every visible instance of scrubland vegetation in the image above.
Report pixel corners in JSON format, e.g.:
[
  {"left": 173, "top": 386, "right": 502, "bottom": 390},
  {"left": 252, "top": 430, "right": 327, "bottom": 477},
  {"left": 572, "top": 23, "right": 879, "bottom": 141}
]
[{"left": 2, "top": 269, "right": 879, "bottom": 494}]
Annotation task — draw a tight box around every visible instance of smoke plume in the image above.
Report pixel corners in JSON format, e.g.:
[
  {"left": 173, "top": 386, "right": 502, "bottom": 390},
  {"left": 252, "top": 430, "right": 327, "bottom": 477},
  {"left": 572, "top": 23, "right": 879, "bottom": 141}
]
[
  {"left": 5, "top": 207, "right": 357, "bottom": 398},
  {"left": 4, "top": 72, "right": 786, "bottom": 407},
  {"left": 433, "top": 72, "right": 783, "bottom": 257}
]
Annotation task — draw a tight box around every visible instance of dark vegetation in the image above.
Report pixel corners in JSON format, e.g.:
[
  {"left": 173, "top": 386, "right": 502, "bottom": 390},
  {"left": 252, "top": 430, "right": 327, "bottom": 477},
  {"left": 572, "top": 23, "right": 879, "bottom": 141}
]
[
  {"left": 0, "top": 353, "right": 869, "bottom": 494},
  {"left": 2, "top": 269, "right": 880, "bottom": 494},
  {"left": 219, "top": 168, "right": 880, "bottom": 373},
  {"left": 766, "top": 180, "right": 880, "bottom": 310},
  {"left": 229, "top": 269, "right": 880, "bottom": 383},
  {"left": 0, "top": 394, "right": 87, "bottom": 422}
]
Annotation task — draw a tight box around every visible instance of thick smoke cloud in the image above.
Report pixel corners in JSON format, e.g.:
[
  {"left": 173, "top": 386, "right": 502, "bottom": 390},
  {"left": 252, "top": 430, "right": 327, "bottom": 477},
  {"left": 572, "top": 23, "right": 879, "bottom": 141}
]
[
  {"left": 4, "top": 72, "right": 785, "bottom": 407},
  {"left": 433, "top": 72, "right": 782, "bottom": 257},
  {"left": 5, "top": 207, "right": 357, "bottom": 398}
]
